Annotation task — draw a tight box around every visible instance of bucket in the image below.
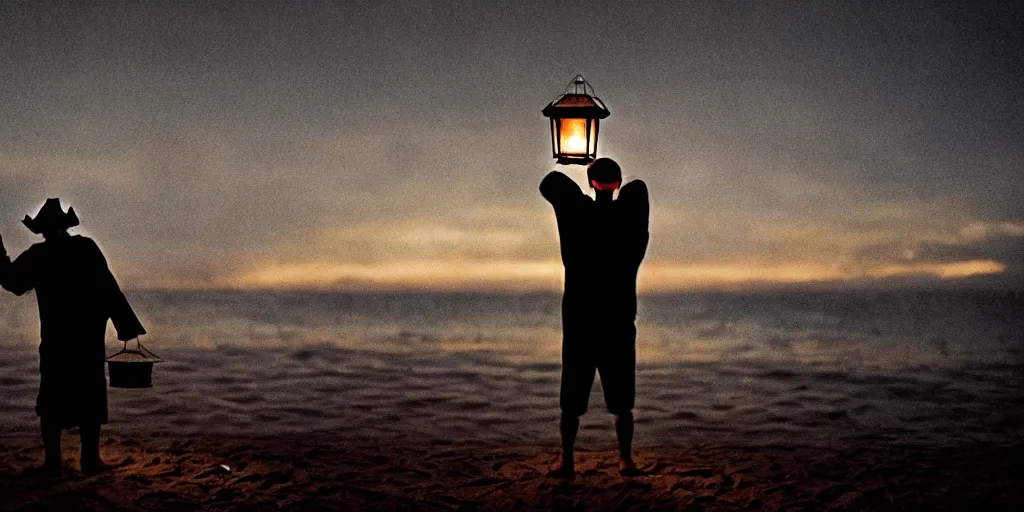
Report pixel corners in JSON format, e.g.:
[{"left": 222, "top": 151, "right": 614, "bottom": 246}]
[{"left": 106, "top": 338, "right": 163, "bottom": 388}]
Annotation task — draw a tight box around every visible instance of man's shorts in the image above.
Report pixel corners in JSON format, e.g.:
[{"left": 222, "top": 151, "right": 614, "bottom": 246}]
[{"left": 559, "top": 320, "right": 636, "bottom": 417}]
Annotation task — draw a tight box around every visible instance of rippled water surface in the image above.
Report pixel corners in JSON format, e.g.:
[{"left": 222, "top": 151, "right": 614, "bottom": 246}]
[{"left": 1, "top": 290, "right": 1022, "bottom": 447}]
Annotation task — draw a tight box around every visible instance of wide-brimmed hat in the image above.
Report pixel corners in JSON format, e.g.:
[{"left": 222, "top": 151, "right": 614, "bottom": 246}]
[{"left": 23, "top": 198, "right": 80, "bottom": 234}]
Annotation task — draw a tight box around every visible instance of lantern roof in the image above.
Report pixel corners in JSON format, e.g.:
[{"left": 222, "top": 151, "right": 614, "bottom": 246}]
[{"left": 542, "top": 75, "right": 610, "bottom": 119}]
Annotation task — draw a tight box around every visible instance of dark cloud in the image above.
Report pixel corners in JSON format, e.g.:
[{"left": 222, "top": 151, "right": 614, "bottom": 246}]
[{"left": 919, "top": 230, "right": 1024, "bottom": 281}]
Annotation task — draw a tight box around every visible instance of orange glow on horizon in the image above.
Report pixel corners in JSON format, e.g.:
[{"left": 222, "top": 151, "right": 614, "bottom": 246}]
[
  {"left": 867, "top": 260, "right": 1005, "bottom": 280},
  {"left": 210, "top": 259, "right": 1007, "bottom": 292},
  {"left": 221, "top": 260, "right": 564, "bottom": 291}
]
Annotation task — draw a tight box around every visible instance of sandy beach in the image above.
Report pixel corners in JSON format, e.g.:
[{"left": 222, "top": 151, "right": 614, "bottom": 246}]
[{"left": 2, "top": 432, "right": 1022, "bottom": 511}]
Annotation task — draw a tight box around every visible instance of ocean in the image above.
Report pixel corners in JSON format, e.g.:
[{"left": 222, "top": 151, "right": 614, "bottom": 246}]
[{"left": 1, "top": 289, "right": 1022, "bottom": 448}]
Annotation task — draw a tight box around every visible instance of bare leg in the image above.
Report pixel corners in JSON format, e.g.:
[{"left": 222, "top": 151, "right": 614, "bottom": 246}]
[
  {"left": 31, "top": 418, "right": 62, "bottom": 477},
  {"left": 79, "top": 423, "right": 106, "bottom": 474},
  {"left": 615, "top": 413, "right": 641, "bottom": 475},
  {"left": 548, "top": 413, "right": 579, "bottom": 479}
]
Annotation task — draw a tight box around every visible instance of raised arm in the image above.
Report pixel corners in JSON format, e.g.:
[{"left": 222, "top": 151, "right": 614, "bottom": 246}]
[
  {"left": 540, "top": 171, "right": 587, "bottom": 210},
  {"left": 618, "top": 179, "right": 650, "bottom": 267},
  {"left": 0, "top": 236, "right": 37, "bottom": 296}
]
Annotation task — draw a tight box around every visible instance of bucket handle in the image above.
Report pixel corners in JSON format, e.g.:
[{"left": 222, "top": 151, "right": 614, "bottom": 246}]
[{"left": 112, "top": 336, "right": 164, "bottom": 362}]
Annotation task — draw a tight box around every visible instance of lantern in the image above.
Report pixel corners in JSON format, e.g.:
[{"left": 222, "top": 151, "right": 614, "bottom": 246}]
[{"left": 542, "top": 75, "right": 610, "bottom": 165}]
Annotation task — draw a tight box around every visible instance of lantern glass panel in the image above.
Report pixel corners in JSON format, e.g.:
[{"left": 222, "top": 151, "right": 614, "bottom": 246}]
[
  {"left": 558, "top": 118, "right": 591, "bottom": 157},
  {"left": 550, "top": 119, "right": 559, "bottom": 157},
  {"left": 588, "top": 119, "right": 598, "bottom": 154}
]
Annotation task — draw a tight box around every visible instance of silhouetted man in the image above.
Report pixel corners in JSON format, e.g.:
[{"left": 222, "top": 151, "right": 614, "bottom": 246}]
[
  {"left": 540, "top": 158, "right": 649, "bottom": 479},
  {"left": 0, "top": 198, "right": 146, "bottom": 476}
]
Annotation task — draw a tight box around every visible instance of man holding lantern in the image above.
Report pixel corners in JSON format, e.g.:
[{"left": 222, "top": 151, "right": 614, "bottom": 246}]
[
  {"left": 0, "top": 198, "right": 146, "bottom": 477},
  {"left": 540, "top": 158, "right": 649, "bottom": 478}
]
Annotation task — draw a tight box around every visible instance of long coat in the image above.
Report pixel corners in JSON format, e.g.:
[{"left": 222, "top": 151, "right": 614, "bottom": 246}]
[
  {"left": 540, "top": 171, "right": 649, "bottom": 323},
  {"left": 0, "top": 234, "right": 145, "bottom": 428}
]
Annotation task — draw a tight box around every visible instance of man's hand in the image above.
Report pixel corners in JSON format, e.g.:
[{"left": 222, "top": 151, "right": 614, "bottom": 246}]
[{"left": 116, "top": 326, "right": 147, "bottom": 342}]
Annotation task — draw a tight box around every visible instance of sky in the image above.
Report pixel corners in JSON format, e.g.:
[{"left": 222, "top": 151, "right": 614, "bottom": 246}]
[{"left": 1, "top": 1, "right": 1021, "bottom": 292}]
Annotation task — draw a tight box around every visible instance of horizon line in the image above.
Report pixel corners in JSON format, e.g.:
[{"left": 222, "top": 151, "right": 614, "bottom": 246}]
[{"left": 119, "top": 279, "right": 1024, "bottom": 295}]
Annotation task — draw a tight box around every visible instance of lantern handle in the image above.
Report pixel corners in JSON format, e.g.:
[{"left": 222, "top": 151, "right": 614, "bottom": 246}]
[
  {"left": 115, "top": 336, "right": 163, "bottom": 362},
  {"left": 118, "top": 336, "right": 144, "bottom": 352},
  {"left": 564, "top": 74, "right": 596, "bottom": 96}
]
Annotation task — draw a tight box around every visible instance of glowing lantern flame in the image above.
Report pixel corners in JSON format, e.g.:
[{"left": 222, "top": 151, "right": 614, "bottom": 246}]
[{"left": 560, "top": 118, "right": 589, "bottom": 154}]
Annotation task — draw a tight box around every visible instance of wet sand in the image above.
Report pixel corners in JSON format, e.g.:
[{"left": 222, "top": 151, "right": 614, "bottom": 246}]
[{"left": 2, "top": 433, "right": 1021, "bottom": 511}]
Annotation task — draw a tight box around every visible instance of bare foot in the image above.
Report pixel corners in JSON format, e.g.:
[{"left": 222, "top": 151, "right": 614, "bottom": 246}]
[
  {"left": 81, "top": 459, "right": 112, "bottom": 476},
  {"left": 618, "top": 458, "right": 645, "bottom": 477},
  {"left": 22, "top": 463, "right": 62, "bottom": 479},
  {"left": 546, "top": 463, "right": 575, "bottom": 480}
]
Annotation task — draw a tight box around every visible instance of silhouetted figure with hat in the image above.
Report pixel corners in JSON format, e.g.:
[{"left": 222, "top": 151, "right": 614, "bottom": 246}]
[
  {"left": 540, "top": 158, "right": 649, "bottom": 479},
  {"left": 0, "top": 199, "right": 146, "bottom": 477}
]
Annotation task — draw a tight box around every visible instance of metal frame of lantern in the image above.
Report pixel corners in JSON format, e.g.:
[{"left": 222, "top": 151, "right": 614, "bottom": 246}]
[{"left": 542, "top": 75, "right": 610, "bottom": 165}]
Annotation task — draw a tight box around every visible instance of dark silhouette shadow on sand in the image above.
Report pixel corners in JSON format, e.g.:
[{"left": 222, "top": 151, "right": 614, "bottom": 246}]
[
  {"left": 540, "top": 158, "right": 649, "bottom": 479},
  {"left": 0, "top": 198, "right": 146, "bottom": 477}
]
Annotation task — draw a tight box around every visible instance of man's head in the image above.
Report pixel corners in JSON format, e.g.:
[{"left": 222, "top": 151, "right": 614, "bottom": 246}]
[
  {"left": 587, "top": 158, "right": 621, "bottom": 192},
  {"left": 23, "top": 198, "right": 78, "bottom": 238}
]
